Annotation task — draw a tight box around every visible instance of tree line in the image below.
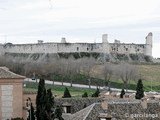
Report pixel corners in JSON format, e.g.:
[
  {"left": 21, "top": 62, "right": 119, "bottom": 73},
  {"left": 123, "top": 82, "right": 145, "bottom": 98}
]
[{"left": 0, "top": 55, "right": 139, "bottom": 91}]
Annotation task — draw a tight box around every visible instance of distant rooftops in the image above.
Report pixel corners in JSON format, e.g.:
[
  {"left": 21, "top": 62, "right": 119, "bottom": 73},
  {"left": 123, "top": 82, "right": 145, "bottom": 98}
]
[{"left": 0, "top": 67, "right": 25, "bottom": 79}]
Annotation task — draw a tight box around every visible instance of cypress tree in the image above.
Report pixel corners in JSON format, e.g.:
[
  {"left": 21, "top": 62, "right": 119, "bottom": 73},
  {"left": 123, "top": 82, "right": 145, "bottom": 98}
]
[
  {"left": 92, "top": 88, "right": 100, "bottom": 97},
  {"left": 36, "top": 78, "right": 47, "bottom": 120},
  {"left": 45, "top": 89, "right": 54, "bottom": 120},
  {"left": 135, "top": 79, "right": 144, "bottom": 99},
  {"left": 82, "top": 92, "right": 88, "bottom": 98},
  {"left": 120, "top": 89, "right": 125, "bottom": 98},
  {"left": 54, "top": 105, "right": 64, "bottom": 120},
  {"left": 62, "top": 87, "right": 71, "bottom": 98},
  {"left": 83, "top": 103, "right": 87, "bottom": 108}
]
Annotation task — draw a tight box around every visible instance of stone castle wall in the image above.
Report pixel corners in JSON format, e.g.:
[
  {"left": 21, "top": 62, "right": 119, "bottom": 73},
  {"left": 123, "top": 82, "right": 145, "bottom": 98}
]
[{"left": 0, "top": 33, "right": 153, "bottom": 57}]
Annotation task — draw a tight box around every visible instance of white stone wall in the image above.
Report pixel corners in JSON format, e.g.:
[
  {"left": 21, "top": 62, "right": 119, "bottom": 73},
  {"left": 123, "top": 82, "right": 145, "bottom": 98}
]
[
  {"left": 1, "top": 42, "right": 148, "bottom": 55},
  {"left": 1, "top": 85, "right": 13, "bottom": 119},
  {"left": 0, "top": 35, "right": 152, "bottom": 56},
  {"left": 3, "top": 43, "right": 104, "bottom": 54},
  {"left": 4, "top": 43, "right": 58, "bottom": 53},
  {"left": 109, "top": 43, "right": 145, "bottom": 54},
  {"left": 0, "top": 45, "right": 4, "bottom": 55},
  {"left": 145, "top": 32, "right": 152, "bottom": 56}
]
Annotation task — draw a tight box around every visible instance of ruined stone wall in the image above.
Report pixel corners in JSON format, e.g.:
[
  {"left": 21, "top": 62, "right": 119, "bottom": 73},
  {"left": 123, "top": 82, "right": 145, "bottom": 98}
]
[
  {"left": 0, "top": 33, "right": 153, "bottom": 58},
  {"left": 1, "top": 43, "right": 104, "bottom": 55},
  {"left": 3, "top": 43, "right": 58, "bottom": 53},
  {"left": 109, "top": 43, "right": 146, "bottom": 54},
  {"left": 1, "top": 42, "right": 147, "bottom": 56},
  {"left": 0, "top": 44, "right": 4, "bottom": 55}
]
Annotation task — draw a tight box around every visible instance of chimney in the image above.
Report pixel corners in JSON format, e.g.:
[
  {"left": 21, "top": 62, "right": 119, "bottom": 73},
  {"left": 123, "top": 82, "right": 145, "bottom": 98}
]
[
  {"left": 101, "top": 98, "right": 108, "bottom": 110},
  {"left": 141, "top": 98, "right": 147, "bottom": 108}
]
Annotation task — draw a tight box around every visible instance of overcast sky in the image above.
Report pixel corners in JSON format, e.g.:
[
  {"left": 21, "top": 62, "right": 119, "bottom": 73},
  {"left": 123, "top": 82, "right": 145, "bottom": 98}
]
[{"left": 0, "top": 0, "right": 160, "bottom": 57}]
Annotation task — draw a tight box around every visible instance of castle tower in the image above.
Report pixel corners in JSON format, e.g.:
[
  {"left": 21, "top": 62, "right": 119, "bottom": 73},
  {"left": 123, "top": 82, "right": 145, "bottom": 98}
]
[
  {"left": 61, "top": 37, "right": 67, "bottom": 43},
  {"left": 102, "top": 34, "right": 109, "bottom": 53},
  {"left": 0, "top": 45, "right": 4, "bottom": 55},
  {"left": 102, "top": 34, "right": 108, "bottom": 44},
  {"left": 145, "top": 32, "right": 153, "bottom": 56}
]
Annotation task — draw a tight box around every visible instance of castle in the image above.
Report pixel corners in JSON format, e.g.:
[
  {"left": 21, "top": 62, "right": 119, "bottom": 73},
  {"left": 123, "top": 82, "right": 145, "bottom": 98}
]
[{"left": 0, "top": 32, "right": 153, "bottom": 60}]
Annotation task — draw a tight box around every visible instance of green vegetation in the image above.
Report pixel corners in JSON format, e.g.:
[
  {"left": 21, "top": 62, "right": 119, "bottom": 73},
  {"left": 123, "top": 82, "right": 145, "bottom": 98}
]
[
  {"left": 91, "top": 88, "right": 100, "bottom": 97},
  {"left": 82, "top": 92, "right": 88, "bottom": 98},
  {"left": 62, "top": 87, "right": 71, "bottom": 98},
  {"left": 135, "top": 79, "right": 144, "bottom": 99},
  {"left": 135, "top": 65, "right": 160, "bottom": 92},
  {"left": 120, "top": 89, "right": 125, "bottom": 98},
  {"left": 24, "top": 81, "right": 96, "bottom": 98}
]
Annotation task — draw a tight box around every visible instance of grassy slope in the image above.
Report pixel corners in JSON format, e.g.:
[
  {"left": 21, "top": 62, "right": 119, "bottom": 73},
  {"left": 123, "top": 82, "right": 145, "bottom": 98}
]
[
  {"left": 104, "top": 64, "right": 160, "bottom": 92},
  {"left": 135, "top": 64, "right": 160, "bottom": 91}
]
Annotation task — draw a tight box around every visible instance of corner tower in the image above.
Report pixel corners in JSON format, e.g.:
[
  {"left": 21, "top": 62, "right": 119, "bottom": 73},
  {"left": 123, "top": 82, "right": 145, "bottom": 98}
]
[
  {"left": 145, "top": 32, "right": 153, "bottom": 56},
  {"left": 102, "top": 34, "right": 109, "bottom": 53}
]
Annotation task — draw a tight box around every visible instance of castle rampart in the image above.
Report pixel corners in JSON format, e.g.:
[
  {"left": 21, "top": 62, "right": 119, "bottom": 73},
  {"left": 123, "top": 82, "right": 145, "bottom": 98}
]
[{"left": 0, "top": 33, "right": 153, "bottom": 57}]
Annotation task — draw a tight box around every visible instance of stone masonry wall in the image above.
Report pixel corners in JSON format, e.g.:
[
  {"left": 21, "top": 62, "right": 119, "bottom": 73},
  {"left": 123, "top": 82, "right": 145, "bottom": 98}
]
[{"left": 0, "top": 42, "right": 148, "bottom": 56}]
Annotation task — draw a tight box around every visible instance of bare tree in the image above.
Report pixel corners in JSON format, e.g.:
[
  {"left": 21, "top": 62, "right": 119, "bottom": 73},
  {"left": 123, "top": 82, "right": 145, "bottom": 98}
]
[
  {"left": 65, "top": 57, "right": 78, "bottom": 87},
  {"left": 101, "top": 63, "right": 114, "bottom": 90},
  {"left": 24, "top": 61, "right": 45, "bottom": 81},
  {"left": 115, "top": 62, "right": 139, "bottom": 92},
  {"left": 0, "top": 55, "right": 7, "bottom": 66},
  {"left": 57, "top": 59, "right": 67, "bottom": 86},
  {"left": 81, "top": 57, "right": 96, "bottom": 89},
  {"left": 43, "top": 61, "right": 59, "bottom": 85}
]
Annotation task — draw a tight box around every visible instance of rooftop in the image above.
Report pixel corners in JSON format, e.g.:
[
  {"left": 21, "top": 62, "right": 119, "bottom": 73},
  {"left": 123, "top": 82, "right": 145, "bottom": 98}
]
[{"left": 0, "top": 67, "right": 25, "bottom": 79}]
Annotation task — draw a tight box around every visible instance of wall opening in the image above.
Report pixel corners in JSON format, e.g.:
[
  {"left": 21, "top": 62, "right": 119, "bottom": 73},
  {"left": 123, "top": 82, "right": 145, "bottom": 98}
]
[{"left": 77, "top": 47, "right": 79, "bottom": 51}]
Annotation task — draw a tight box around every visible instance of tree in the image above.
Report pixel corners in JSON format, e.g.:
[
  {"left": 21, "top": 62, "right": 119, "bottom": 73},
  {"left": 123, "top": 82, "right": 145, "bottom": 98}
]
[
  {"left": 82, "top": 92, "right": 88, "bottom": 98},
  {"left": 115, "top": 63, "right": 139, "bottom": 92},
  {"left": 36, "top": 79, "right": 55, "bottom": 120},
  {"left": 54, "top": 105, "right": 64, "bottom": 120},
  {"left": 135, "top": 79, "right": 144, "bottom": 99},
  {"left": 45, "top": 89, "right": 54, "bottom": 120},
  {"left": 92, "top": 88, "right": 100, "bottom": 97},
  {"left": 62, "top": 87, "right": 71, "bottom": 98},
  {"left": 81, "top": 57, "right": 96, "bottom": 89},
  {"left": 36, "top": 79, "right": 47, "bottom": 120},
  {"left": 43, "top": 61, "right": 60, "bottom": 85},
  {"left": 101, "top": 63, "right": 114, "bottom": 90},
  {"left": 65, "top": 58, "right": 77, "bottom": 87},
  {"left": 120, "top": 89, "right": 125, "bottom": 98},
  {"left": 83, "top": 103, "right": 87, "bottom": 108}
]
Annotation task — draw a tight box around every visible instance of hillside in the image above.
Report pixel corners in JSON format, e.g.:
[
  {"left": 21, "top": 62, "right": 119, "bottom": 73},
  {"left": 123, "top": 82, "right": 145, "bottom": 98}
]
[
  {"left": 99, "top": 64, "right": 160, "bottom": 92},
  {"left": 136, "top": 64, "right": 160, "bottom": 91}
]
